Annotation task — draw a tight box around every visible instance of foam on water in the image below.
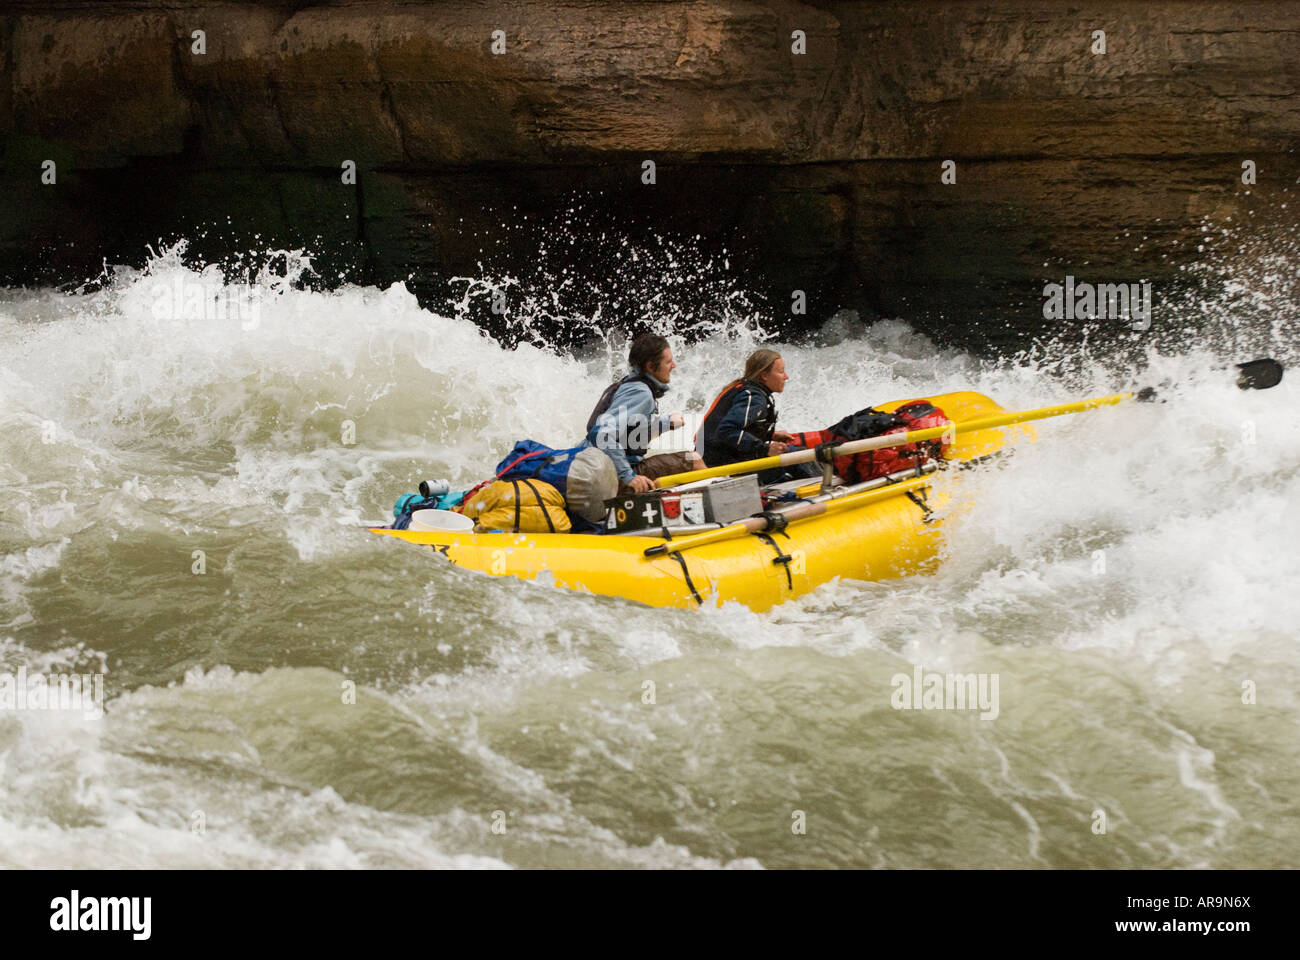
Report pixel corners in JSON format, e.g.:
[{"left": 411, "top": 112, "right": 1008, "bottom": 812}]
[{"left": 1, "top": 234, "right": 1297, "bottom": 868}]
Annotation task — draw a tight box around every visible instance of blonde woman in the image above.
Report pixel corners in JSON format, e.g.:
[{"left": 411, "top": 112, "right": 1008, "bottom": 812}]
[{"left": 695, "top": 349, "right": 817, "bottom": 484}]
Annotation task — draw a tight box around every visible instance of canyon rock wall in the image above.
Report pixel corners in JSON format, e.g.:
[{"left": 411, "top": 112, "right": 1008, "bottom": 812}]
[{"left": 3, "top": 1, "right": 1297, "bottom": 345}]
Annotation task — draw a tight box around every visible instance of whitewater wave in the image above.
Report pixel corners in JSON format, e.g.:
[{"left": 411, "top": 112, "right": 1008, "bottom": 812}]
[{"left": 1, "top": 235, "right": 1296, "bottom": 868}]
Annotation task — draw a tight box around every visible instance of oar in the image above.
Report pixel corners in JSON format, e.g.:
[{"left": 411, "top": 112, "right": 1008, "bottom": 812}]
[
  {"left": 653, "top": 356, "right": 1285, "bottom": 488},
  {"left": 652, "top": 392, "right": 1128, "bottom": 487},
  {"left": 1138, "top": 357, "right": 1283, "bottom": 399},
  {"left": 1236, "top": 357, "right": 1284, "bottom": 390},
  {"left": 644, "top": 476, "right": 930, "bottom": 557}
]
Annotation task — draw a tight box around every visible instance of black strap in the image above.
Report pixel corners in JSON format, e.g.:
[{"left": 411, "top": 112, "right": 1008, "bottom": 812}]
[
  {"left": 669, "top": 551, "right": 703, "bottom": 605},
  {"left": 902, "top": 449, "right": 925, "bottom": 477},
  {"left": 520, "top": 479, "right": 556, "bottom": 532},
  {"left": 758, "top": 510, "right": 789, "bottom": 534},
  {"left": 510, "top": 480, "right": 522, "bottom": 531},
  {"left": 814, "top": 441, "right": 837, "bottom": 464},
  {"left": 586, "top": 373, "right": 664, "bottom": 434},
  {"left": 755, "top": 532, "right": 794, "bottom": 590},
  {"left": 585, "top": 379, "right": 624, "bottom": 435},
  {"left": 906, "top": 489, "right": 934, "bottom": 523}
]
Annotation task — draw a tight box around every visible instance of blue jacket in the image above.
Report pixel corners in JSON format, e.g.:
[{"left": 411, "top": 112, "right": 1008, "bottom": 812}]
[{"left": 581, "top": 369, "right": 673, "bottom": 483}]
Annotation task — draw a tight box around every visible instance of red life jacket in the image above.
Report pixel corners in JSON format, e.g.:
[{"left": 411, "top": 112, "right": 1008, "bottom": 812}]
[
  {"left": 692, "top": 380, "right": 747, "bottom": 455},
  {"left": 791, "top": 402, "right": 952, "bottom": 483}
]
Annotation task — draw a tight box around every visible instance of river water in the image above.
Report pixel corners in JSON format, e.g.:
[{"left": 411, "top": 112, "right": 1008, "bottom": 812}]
[{"left": 1, "top": 240, "right": 1297, "bottom": 869}]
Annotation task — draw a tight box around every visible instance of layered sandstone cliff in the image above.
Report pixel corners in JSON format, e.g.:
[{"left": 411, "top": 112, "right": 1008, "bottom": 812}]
[{"left": 3, "top": 1, "right": 1297, "bottom": 343}]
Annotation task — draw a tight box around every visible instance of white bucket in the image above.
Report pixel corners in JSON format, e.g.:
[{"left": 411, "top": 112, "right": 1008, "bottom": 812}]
[{"left": 406, "top": 509, "right": 475, "bottom": 533}]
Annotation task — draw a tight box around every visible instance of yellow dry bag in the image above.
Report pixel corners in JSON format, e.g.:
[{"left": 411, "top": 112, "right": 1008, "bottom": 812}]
[{"left": 460, "top": 479, "right": 571, "bottom": 533}]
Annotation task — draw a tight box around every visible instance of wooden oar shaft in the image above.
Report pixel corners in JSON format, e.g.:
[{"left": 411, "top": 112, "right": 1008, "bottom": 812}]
[{"left": 653, "top": 391, "right": 1133, "bottom": 488}]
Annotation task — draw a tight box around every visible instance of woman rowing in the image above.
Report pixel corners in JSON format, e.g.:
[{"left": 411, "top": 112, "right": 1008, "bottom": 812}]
[{"left": 695, "top": 349, "right": 819, "bottom": 485}]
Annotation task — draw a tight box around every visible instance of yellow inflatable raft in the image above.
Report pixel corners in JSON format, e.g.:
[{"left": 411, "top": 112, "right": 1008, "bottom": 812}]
[{"left": 370, "top": 392, "right": 1029, "bottom": 611}]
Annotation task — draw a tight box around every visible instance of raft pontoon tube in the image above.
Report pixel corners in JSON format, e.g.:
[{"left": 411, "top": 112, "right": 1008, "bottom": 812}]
[{"left": 369, "top": 392, "right": 1028, "bottom": 611}]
